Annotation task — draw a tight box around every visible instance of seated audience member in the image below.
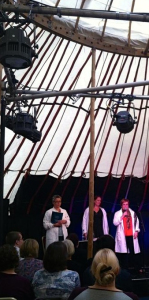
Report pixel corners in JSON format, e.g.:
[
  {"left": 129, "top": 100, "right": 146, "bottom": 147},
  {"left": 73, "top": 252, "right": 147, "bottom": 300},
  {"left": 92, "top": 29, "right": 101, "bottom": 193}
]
[
  {"left": 16, "top": 238, "right": 43, "bottom": 282},
  {"left": 94, "top": 234, "right": 115, "bottom": 253},
  {"left": 83, "top": 234, "right": 133, "bottom": 292},
  {"left": 68, "top": 248, "right": 139, "bottom": 300},
  {"left": 32, "top": 241, "right": 80, "bottom": 299},
  {"left": 5, "top": 231, "right": 24, "bottom": 259},
  {"left": 66, "top": 233, "right": 87, "bottom": 266},
  {"left": 63, "top": 239, "right": 83, "bottom": 285},
  {"left": 0, "top": 244, "right": 34, "bottom": 300},
  {"left": 66, "top": 233, "right": 79, "bottom": 248}
]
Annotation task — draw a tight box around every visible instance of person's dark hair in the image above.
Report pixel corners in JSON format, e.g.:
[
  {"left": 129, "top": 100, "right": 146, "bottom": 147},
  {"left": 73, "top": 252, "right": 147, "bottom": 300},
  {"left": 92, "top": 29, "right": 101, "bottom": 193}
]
[
  {"left": 43, "top": 241, "right": 67, "bottom": 272},
  {"left": 0, "top": 244, "right": 19, "bottom": 271},
  {"left": 95, "top": 235, "right": 115, "bottom": 253},
  {"left": 5, "top": 231, "right": 22, "bottom": 246},
  {"left": 94, "top": 195, "right": 102, "bottom": 201},
  {"left": 20, "top": 239, "right": 39, "bottom": 258},
  {"left": 52, "top": 195, "right": 62, "bottom": 203},
  {"left": 66, "top": 233, "right": 79, "bottom": 248},
  {"left": 120, "top": 198, "right": 129, "bottom": 206}
]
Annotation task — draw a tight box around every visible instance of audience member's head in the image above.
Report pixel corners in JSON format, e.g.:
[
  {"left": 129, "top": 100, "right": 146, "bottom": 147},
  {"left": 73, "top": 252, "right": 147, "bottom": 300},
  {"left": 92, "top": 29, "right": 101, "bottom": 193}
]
[
  {"left": 63, "top": 239, "right": 75, "bottom": 259},
  {"left": 91, "top": 248, "right": 120, "bottom": 287},
  {"left": 43, "top": 241, "right": 67, "bottom": 272},
  {"left": 5, "top": 231, "right": 23, "bottom": 248},
  {"left": 66, "top": 233, "right": 79, "bottom": 248},
  {"left": 95, "top": 234, "right": 115, "bottom": 253},
  {"left": 0, "top": 244, "right": 19, "bottom": 272},
  {"left": 20, "top": 238, "right": 39, "bottom": 258}
]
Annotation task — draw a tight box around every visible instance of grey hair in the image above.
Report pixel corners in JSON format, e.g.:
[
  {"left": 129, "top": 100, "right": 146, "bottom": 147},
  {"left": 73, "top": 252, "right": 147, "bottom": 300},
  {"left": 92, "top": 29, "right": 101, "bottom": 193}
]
[
  {"left": 52, "top": 195, "right": 62, "bottom": 203},
  {"left": 63, "top": 239, "right": 75, "bottom": 257}
]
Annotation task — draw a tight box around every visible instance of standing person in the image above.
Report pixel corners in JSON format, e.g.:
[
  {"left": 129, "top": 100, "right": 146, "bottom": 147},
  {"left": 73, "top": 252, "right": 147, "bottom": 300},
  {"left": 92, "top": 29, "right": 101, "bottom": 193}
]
[
  {"left": 113, "top": 198, "right": 141, "bottom": 270},
  {"left": 43, "top": 195, "right": 71, "bottom": 248},
  {"left": 5, "top": 231, "right": 24, "bottom": 259},
  {"left": 82, "top": 195, "right": 109, "bottom": 240}
]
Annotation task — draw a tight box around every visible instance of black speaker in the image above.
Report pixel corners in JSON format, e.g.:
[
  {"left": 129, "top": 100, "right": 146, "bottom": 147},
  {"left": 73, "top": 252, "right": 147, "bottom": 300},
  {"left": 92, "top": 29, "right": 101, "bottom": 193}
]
[{"left": 132, "top": 278, "right": 149, "bottom": 297}]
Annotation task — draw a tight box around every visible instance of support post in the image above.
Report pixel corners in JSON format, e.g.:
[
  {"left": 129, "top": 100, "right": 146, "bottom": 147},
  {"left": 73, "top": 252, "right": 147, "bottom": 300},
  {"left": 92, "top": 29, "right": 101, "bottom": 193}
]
[
  {"left": 0, "top": 65, "right": 5, "bottom": 246},
  {"left": 88, "top": 48, "right": 96, "bottom": 259}
]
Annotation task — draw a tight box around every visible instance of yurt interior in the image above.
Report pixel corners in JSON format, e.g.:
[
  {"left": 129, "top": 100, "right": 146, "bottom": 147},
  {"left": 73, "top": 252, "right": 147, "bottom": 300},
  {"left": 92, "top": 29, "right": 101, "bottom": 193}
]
[{"left": 1, "top": 1, "right": 149, "bottom": 297}]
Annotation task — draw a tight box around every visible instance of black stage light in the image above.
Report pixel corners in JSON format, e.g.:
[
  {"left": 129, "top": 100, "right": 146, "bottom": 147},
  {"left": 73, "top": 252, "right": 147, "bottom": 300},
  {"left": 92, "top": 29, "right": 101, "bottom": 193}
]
[
  {"left": 113, "top": 111, "right": 136, "bottom": 134},
  {"left": 13, "top": 112, "right": 41, "bottom": 142},
  {"left": 5, "top": 112, "right": 41, "bottom": 143},
  {"left": 0, "top": 27, "right": 37, "bottom": 69},
  {"left": 0, "top": 23, "right": 4, "bottom": 37},
  {"left": 5, "top": 115, "right": 14, "bottom": 130}
]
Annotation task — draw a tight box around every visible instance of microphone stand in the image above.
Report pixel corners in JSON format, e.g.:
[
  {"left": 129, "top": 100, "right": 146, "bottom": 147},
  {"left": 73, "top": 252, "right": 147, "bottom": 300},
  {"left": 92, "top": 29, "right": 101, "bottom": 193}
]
[{"left": 137, "top": 209, "right": 146, "bottom": 270}]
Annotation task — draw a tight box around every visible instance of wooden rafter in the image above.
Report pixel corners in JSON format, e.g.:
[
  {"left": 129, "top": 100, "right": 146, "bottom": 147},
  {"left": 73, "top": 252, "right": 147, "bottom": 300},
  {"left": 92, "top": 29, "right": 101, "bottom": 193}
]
[
  {"left": 128, "top": 0, "right": 136, "bottom": 46},
  {"left": 144, "top": 38, "right": 149, "bottom": 55},
  {"left": 74, "top": 0, "right": 86, "bottom": 33},
  {"left": 100, "top": 0, "right": 113, "bottom": 42},
  {"left": 49, "top": 0, "right": 61, "bottom": 22}
]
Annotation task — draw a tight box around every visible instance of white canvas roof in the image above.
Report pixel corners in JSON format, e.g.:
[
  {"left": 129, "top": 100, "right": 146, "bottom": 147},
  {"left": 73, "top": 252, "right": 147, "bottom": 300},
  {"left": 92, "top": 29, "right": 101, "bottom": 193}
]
[{"left": 2, "top": 0, "right": 149, "bottom": 203}]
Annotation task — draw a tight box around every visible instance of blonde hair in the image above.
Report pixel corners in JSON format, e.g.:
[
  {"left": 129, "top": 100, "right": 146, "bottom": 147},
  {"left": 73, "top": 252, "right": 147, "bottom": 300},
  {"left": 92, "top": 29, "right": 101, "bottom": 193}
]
[
  {"left": 20, "top": 239, "right": 39, "bottom": 258},
  {"left": 91, "top": 248, "right": 120, "bottom": 286},
  {"left": 63, "top": 239, "right": 75, "bottom": 257}
]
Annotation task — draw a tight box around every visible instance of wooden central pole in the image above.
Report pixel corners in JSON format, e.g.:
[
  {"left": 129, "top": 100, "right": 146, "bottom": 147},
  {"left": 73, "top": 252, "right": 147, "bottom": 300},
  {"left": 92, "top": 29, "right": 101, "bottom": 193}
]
[
  {"left": 88, "top": 48, "right": 96, "bottom": 259},
  {"left": 0, "top": 63, "right": 4, "bottom": 246},
  {"left": 0, "top": 13, "right": 5, "bottom": 245}
]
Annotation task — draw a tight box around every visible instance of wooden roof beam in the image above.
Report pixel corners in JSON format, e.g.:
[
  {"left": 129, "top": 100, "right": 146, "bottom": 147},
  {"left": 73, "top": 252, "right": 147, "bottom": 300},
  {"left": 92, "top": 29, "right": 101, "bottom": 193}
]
[
  {"left": 74, "top": 0, "right": 86, "bottom": 33},
  {"left": 128, "top": 0, "right": 136, "bottom": 46},
  {"left": 100, "top": 0, "right": 113, "bottom": 42}
]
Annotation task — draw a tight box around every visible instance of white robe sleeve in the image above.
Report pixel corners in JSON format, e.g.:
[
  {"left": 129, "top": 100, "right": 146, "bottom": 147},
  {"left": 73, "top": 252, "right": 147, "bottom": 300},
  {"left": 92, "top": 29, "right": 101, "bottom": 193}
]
[
  {"left": 63, "top": 209, "right": 71, "bottom": 228},
  {"left": 43, "top": 209, "right": 53, "bottom": 230},
  {"left": 82, "top": 207, "right": 89, "bottom": 234},
  {"left": 113, "top": 211, "right": 123, "bottom": 226},
  {"left": 101, "top": 208, "right": 109, "bottom": 234}
]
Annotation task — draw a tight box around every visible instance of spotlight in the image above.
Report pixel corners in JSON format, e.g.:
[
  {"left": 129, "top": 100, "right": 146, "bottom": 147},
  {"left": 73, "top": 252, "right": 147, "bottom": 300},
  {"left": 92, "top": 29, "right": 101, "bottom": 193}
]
[
  {"left": 0, "top": 27, "right": 37, "bottom": 69},
  {"left": 113, "top": 111, "right": 136, "bottom": 134},
  {"left": 5, "top": 115, "right": 14, "bottom": 130},
  {"left": 5, "top": 112, "right": 41, "bottom": 143},
  {"left": 14, "top": 112, "right": 41, "bottom": 142},
  {"left": 0, "top": 23, "right": 4, "bottom": 37}
]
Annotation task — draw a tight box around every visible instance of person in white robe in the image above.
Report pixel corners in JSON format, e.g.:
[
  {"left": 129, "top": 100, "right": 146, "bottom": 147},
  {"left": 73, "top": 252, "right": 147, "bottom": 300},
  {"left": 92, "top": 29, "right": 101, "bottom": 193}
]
[
  {"left": 82, "top": 196, "right": 109, "bottom": 240},
  {"left": 113, "top": 198, "right": 141, "bottom": 270},
  {"left": 43, "top": 195, "right": 70, "bottom": 248}
]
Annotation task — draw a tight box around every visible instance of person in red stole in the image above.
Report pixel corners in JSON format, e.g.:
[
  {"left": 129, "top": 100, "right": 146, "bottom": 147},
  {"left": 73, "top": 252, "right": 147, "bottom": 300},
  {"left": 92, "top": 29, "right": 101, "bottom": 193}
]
[{"left": 113, "top": 198, "right": 141, "bottom": 271}]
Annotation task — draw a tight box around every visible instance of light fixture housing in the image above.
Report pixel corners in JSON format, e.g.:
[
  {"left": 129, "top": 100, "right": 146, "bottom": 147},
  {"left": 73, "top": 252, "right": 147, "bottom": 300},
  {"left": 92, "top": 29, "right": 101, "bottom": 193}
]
[
  {"left": 113, "top": 111, "right": 136, "bottom": 134},
  {"left": 0, "top": 27, "right": 37, "bottom": 69},
  {"left": 5, "top": 112, "right": 41, "bottom": 143}
]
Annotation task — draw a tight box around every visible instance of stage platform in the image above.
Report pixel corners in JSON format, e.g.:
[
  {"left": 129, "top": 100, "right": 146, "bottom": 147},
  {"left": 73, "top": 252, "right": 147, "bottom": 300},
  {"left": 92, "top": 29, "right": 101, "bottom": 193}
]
[{"left": 127, "top": 267, "right": 149, "bottom": 297}]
